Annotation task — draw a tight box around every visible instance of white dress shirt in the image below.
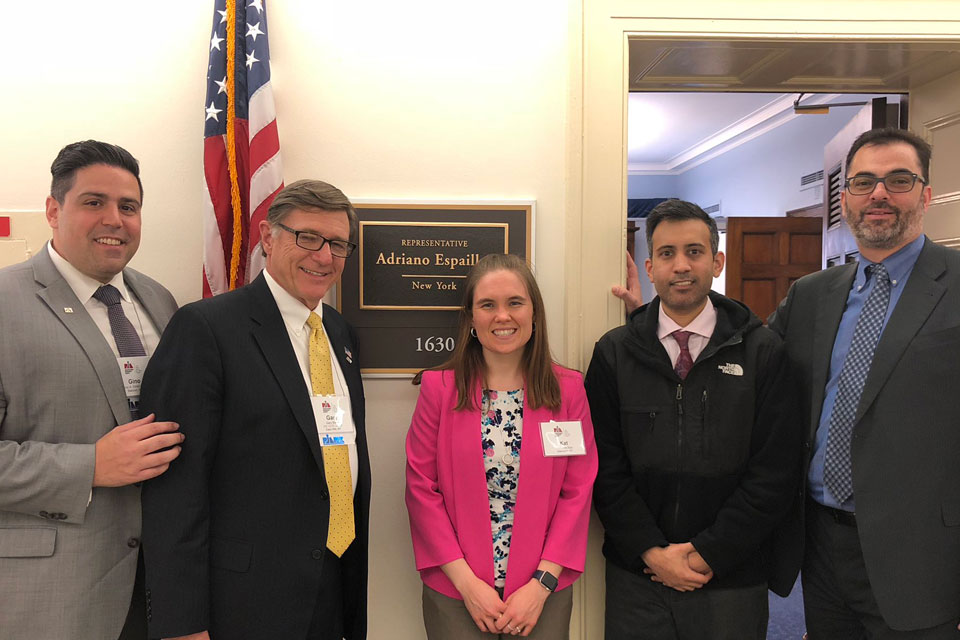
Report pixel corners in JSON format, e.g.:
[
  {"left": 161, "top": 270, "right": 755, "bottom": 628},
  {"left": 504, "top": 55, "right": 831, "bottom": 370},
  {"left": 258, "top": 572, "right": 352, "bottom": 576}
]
[
  {"left": 263, "top": 270, "right": 359, "bottom": 495},
  {"left": 656, "top": 297, "right": 717, "bottom": 368},
  {"left": 47, "top": 242, "right": 160, "bottom": 356}
]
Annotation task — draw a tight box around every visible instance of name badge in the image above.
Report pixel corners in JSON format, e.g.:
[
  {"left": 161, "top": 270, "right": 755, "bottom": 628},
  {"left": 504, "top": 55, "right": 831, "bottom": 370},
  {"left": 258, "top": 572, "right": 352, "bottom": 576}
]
[
  {"left": 539, "top": 420, "right": 586, "bottom": 457},
  {"left": 117, "top": 356, "right": 149, "bottom": 400},
  {"left": 311, "top": 395, "right": 356, "bottom": 447}
]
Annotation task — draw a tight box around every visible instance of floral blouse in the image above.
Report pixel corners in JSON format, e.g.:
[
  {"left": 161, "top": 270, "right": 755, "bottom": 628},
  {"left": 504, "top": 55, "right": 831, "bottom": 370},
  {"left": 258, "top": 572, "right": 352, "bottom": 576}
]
[{"left": 481, "top": 388, "right": 524, "bottom": 588}]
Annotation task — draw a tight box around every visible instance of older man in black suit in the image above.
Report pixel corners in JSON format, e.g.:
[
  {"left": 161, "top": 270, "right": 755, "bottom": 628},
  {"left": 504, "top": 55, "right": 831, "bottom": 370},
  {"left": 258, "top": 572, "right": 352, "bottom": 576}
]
[
  {"left": 768, "top": 127, "right": 960, "bottom": 638},
  {"left": 141, "top": 180, "right": 370, "bottom": 640}
]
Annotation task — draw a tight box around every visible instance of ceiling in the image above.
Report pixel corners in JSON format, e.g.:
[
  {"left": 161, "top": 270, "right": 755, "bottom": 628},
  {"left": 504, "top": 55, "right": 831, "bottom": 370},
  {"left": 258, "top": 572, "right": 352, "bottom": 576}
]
[
  {"left": 628, "top": 92, "right": 897, "bottom": 173},
  {"left": 627, "top": 38, "right": 960, "bottom": 174}
]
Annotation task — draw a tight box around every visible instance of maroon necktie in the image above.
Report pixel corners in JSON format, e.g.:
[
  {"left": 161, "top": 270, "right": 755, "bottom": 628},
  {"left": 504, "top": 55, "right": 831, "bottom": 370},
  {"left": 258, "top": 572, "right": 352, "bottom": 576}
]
[{"left": 672, "top": 330, "right": 694, "bottom": 380}]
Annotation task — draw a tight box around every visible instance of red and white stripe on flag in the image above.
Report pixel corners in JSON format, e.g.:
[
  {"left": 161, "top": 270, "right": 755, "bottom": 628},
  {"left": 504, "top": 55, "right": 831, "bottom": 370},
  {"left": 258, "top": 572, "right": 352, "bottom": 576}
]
[{"left": 202, "top": 0, "right": 283, "bottom": 297}]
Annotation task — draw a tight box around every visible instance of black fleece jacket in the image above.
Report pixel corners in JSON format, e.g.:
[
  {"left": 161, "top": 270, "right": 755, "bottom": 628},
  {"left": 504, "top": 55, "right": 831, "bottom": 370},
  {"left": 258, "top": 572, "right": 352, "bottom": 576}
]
[{"left": 585, "top": 292, "right": 801, "bottom": 593}]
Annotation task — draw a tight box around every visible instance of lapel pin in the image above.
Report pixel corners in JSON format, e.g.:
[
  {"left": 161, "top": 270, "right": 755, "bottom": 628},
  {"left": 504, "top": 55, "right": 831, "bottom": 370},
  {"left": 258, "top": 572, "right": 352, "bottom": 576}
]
[
  {"left": 63, "top": 307, "right": 74, "bottom": 313},
  {"left": 344, "top": 347, "right": 353, "bottom": 364}
]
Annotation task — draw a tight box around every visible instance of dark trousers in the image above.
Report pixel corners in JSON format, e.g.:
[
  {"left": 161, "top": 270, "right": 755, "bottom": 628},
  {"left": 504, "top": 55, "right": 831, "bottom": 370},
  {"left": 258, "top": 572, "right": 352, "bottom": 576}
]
[
  {"left": 604, "top": 560, "right": 768, "bottom": 640},
  {"left": 306, "top": 550, "right": 345, "bottom": 640},
  {"left": 118, "top": 550, "right": 146, "bottom": 640},
  {"left": 803, "top": 500, "right": 960, "bottom": 640}
]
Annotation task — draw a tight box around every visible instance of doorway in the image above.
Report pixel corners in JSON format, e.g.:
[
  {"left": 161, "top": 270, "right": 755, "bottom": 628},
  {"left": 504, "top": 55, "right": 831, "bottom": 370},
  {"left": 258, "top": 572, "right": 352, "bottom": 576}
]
[{"left": 570, "top": 10, "right": 960, "bottom": 640}]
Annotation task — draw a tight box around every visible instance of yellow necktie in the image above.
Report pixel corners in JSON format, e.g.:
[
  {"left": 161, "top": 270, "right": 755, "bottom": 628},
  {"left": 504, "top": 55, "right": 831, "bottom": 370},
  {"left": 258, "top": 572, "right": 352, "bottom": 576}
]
[{"left": 306, "top": 312, "right": 355, "bottom": 557}]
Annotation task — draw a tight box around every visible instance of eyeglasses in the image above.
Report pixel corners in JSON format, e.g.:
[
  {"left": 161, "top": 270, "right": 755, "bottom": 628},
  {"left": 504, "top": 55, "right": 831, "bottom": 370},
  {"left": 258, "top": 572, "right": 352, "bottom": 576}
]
[
  {"left": 844, "top": 171, "right": 926, "bottom": 196},
  {"left": 274, "top": 222, "right": 357, "bottom": 258}
]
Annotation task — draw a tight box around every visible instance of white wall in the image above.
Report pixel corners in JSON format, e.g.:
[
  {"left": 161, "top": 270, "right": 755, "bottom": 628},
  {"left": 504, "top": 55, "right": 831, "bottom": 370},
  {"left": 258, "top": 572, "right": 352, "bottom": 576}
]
[{"left": 3, "top": 2, "right": 573, "bottom": 639}]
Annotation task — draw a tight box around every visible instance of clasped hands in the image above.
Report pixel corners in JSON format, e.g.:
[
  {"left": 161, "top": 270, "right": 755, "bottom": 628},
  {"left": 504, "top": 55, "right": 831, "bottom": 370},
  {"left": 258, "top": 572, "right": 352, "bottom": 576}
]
[
  {"left": 641, "top": 542, "right": 713, "bottom": 592},
  {"left": 458, "top": 573, "right": 548, "bottom": 636}
]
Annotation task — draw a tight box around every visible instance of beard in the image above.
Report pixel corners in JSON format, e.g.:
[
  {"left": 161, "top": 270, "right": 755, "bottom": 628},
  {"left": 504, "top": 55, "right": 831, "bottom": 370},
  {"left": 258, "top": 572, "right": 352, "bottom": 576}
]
[{"left": 843, "top": 200, "right": 922, "bottom": 250}]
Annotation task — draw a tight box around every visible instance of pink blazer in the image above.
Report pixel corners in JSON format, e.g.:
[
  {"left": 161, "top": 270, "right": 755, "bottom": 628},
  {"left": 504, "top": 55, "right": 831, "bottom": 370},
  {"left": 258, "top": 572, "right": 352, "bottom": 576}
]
[{"left": 405, "top": 365, "right": 598, "bottom": 599}]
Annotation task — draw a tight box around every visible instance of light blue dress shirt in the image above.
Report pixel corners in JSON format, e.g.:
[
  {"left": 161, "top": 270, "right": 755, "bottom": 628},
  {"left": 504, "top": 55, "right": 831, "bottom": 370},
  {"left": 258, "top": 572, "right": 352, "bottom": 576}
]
[{"left": 808, "top": 234, "right": 926, "bottom": 511}]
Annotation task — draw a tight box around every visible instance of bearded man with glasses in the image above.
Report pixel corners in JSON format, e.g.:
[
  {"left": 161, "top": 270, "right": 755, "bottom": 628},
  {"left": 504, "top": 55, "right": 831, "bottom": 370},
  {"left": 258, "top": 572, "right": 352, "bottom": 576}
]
[{"left": 768, "top": 127, "right": 960, "bottom": 638}]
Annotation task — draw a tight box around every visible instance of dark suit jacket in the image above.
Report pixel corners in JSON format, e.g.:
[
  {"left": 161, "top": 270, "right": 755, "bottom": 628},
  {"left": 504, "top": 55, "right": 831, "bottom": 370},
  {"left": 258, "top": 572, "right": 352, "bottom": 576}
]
[
  {"left": 140, "top": 274, "right": 370, "bottom": 640},
  {"left": 768, "top": 238, "right": 960, "bottom": 631}
]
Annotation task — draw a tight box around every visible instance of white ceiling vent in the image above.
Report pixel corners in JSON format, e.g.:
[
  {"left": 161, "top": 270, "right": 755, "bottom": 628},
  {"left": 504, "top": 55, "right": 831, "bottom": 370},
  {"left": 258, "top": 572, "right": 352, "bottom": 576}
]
[{"left": 801, "top": 169, "right": 824, "bottom": 191}]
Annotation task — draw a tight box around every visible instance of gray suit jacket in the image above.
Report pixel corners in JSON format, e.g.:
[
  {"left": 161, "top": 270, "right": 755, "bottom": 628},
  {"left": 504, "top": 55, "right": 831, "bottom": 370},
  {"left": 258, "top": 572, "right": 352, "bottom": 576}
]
[
  {"left": 768, "top": 237, "right": 960, "bottom": 630},
  {"left": 0, "top": 246, "right": 177, "bottom": 640}
]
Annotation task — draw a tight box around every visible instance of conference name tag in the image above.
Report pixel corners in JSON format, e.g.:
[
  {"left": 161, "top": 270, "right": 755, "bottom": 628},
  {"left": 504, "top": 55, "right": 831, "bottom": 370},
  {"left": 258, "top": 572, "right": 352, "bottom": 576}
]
[
  {"left": 539, "top": 420, "right": 586, "bottom": 457},
  {"left": 117, "top": 356, "right": 149, "bottom": 400},
  {"left": 311, "top": 395, "right": 356, "bottom": 447}
]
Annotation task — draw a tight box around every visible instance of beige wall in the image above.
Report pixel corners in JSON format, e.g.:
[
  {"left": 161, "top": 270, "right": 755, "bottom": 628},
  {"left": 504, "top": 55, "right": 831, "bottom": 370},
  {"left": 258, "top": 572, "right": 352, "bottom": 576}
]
[
  {"left": 4, "top": 2, "right": 574, "bottom": 639},
  {"left": 5, "top": 1, "right": 960, "bottom": 639}
]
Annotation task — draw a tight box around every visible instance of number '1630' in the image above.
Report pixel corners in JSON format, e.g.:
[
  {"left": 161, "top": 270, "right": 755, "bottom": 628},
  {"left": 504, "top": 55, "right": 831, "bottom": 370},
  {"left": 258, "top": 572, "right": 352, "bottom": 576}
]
[{"left": 415, "top": 336, "right": 455, "bottom": 353}]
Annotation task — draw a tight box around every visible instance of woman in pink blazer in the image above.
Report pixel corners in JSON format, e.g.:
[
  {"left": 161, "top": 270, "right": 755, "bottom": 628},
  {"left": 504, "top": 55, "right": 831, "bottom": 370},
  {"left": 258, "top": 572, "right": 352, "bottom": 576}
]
[{"left": 405, "top": 254, "right": 598, "bottom": 639}]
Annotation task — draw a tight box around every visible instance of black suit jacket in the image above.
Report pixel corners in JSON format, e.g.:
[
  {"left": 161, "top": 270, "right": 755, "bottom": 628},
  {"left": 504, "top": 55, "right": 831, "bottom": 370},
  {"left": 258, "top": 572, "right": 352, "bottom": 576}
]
[
  {"left": 768, "top": 238, "right": 960, "bottom": 631},
  {"left": 140, "top": 275, "right": 370, "bottom": 639}
]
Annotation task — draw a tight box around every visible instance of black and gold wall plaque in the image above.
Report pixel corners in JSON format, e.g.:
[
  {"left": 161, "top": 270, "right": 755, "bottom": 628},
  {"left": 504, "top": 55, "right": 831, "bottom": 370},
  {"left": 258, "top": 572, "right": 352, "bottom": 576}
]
[{"left": 338, "top": 203, "right": 532, "bottom": 374}]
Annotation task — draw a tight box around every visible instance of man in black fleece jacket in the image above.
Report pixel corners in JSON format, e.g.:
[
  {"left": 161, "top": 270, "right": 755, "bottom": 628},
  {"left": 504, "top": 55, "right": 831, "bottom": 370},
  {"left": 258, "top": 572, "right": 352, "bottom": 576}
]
[{"left": 586, "top": 199, "right": 801, "bottom": 640}]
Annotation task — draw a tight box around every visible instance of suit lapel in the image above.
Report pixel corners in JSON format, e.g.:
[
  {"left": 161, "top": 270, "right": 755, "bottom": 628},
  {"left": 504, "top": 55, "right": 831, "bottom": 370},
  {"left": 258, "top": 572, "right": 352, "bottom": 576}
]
[
  {"left": 857, "top": 240, "right": 946, "bottom": 422},
  {"left": 323, "top": 307, "right": 371, "bottom": 483},
  {"left": 125, "top": 269, "right": 175, "bottom": 333},
  {"left": 247, "top": 276, "right": 325, "bottom": 471},
  {"left": 809, "top": 263, "right": 856, "bottom": 440},
  {"left": 510, "top": 398, "right": 552, "bottom": 585},
  {"left": 32, "top": 250, "right": 131, "bottom": 427},
  {"left": 451, "top": 382, "right": 496, "bottom": 582}
]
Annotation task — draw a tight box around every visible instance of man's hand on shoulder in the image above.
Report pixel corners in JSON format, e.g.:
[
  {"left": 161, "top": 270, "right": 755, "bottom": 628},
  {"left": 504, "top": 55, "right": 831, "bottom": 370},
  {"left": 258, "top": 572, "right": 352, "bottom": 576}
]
[
  {"left": 93, "top": 414, "right": 183, "bottom": 487},
  {"left": 611, "top": 251, "right": 643, "bottom": 315},
  {"left": 641, "top": 542, "right": 712, "bottom": 592}
]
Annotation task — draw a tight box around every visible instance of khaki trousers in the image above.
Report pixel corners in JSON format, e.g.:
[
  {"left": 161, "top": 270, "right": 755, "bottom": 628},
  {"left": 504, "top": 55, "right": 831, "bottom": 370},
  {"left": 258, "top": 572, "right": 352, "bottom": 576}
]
[{"left": 422, "top": 583, "right": 573, "bottom": 640}]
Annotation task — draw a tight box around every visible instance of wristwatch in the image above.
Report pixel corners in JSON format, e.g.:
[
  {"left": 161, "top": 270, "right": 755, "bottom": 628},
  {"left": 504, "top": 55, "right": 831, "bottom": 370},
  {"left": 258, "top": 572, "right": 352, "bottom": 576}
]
[{"left": 532, "top": 569, "right": 558, "bottom": 593}]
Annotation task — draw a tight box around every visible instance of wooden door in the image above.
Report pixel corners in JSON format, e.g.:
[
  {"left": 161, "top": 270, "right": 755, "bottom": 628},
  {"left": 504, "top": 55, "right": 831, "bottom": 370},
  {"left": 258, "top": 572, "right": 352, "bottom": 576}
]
[{"left": 725, "top": 216, "right": 822, "bottom": 322}]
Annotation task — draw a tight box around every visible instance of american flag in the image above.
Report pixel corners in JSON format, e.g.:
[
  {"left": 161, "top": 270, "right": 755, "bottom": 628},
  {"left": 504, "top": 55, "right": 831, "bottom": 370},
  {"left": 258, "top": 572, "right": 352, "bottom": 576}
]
[{"left": 202, "top": 0, "right": 283, "bottom": 297}]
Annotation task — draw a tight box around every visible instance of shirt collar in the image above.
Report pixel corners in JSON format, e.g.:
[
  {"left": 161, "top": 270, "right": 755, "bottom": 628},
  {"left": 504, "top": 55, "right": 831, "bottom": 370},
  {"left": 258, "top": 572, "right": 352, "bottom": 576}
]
[
  {"left": 46, "top": 242, "right": 131, "bottom": 305},
  {"left": 855, "top": 234, "right": 925, "bottom": 289},
  {"left": 657, "top": 296, "right": 717, "bottom": 341},
  {"left": 262, "top": 268, "right": 320, "bottom": 336}
]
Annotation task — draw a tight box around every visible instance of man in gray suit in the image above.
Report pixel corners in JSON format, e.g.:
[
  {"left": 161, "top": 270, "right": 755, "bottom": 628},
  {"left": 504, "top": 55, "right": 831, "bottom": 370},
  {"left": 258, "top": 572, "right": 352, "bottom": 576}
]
[
  {"left": 0, "top": 140, "right": 182, "bottom": 640},
  {"left": 768, "top": 128, "right": 960, "bottom": 637}
]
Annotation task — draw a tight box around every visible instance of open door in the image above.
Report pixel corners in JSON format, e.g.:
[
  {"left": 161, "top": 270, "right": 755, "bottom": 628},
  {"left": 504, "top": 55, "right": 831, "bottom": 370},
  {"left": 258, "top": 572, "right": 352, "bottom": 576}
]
[{"left": 725, "top": 216, "right": 822, "bottom": 322}]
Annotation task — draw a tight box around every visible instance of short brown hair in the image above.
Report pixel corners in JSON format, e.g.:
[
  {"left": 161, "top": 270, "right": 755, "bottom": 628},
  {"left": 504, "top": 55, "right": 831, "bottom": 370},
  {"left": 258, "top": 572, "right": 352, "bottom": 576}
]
[
  {"left": 266, "top": 179, "right": 358, "bottom": 243},
  {"left": 846, "top": 127, "right": 932, "bottom": 183},
  {"left": 50, "top": 140, "right": 143, "bottom": 203},
  {"left": 415, "top": 253, "right": 561, "bottom": 412}
]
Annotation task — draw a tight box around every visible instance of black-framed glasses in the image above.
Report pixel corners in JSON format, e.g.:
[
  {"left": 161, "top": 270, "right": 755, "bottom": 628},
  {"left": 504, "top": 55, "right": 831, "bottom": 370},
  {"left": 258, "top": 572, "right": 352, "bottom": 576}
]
[
  {"left": 274, "top": 222, "right": 357, "bottom": 258},
  {"left": 844, "top": 171, "right": 926, "bottom": 196}
]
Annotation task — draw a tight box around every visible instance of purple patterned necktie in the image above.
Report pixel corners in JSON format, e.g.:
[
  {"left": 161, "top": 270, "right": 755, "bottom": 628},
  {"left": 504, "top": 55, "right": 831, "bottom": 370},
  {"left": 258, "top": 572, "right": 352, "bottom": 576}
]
[
  {"left": 673, "top": 330, "right": 694, "bottom": 380},
  {"left": 93, "top": 285, "right": 146, "bottom": 357},
  {"left": 823, "top": 263, "right": 891, "bottom": 504}
]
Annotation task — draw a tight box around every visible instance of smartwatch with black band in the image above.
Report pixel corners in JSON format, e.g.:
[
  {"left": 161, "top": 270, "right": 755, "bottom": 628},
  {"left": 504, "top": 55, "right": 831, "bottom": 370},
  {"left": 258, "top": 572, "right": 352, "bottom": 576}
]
[{"left": 532, "top": 569, "right": 558, "bottom": 592}]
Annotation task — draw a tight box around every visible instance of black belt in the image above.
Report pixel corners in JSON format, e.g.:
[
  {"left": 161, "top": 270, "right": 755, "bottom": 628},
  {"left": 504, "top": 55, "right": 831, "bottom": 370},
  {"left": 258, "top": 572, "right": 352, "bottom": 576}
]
[{"left": 812, "top": 500, "right": 857, "bottom": 527}]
